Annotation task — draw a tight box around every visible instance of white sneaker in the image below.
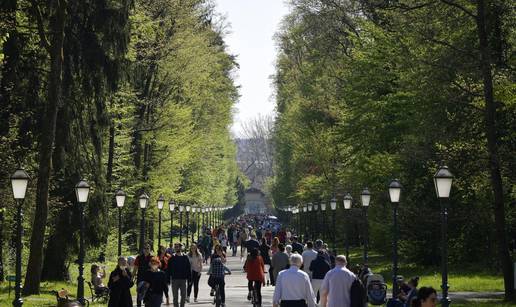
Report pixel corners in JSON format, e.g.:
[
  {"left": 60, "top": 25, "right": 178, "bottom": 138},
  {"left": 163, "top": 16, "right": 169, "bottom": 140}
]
[{"left": 194, "top": 298, "right": 198, "bottom": 302}]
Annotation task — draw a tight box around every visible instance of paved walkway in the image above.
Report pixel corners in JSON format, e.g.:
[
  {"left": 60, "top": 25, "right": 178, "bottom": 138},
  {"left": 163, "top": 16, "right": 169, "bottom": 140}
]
[
  {"left": 147, "top": 250, "right": 503, "bottom": 306},
  {"left": 159, "top": 253, "right": 274, "bottom": 307}
]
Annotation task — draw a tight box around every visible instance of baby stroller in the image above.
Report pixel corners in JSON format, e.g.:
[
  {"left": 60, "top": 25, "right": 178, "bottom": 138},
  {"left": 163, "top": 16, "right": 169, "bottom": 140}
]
[{"left": 366, "top": 274, "right": 387, "bottom": 305}]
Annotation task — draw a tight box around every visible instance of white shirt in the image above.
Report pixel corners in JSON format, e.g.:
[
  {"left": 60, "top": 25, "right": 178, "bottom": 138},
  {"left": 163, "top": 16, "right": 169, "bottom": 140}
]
[
  {"left": 320, "top": 265, "right": 356, "bottom": 307},
  {"left": 301, "top": 249, "right": 318, "bottom": 277},
  {"left": 273, "top": 266, "right": 317, "bottom": 307}
]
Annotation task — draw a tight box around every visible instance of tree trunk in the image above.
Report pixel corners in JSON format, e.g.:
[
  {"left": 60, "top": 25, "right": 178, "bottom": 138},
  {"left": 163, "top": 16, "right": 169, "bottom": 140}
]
[
  {"left": 23, "top": 0, "right": 66, "bottom": 295},
  {"left": 476, "top": 0, "right": 514, "bottom": 300},
  {"left": 41, "top": 206, "right": 74, "bottom": 281}
]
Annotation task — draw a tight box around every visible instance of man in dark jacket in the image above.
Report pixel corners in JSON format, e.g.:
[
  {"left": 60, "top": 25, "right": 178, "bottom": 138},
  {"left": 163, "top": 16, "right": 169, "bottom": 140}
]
[
  {"left": 291, "top": 236, "right": 304, "bottom": 255},
  {"left": 309, "top": 251, "right": 331, "bottom": 303},
  {"left": 167, "top": 243, "right": 191, "bottom": 307},
  {"left": 108, "top": 256, "right": 134, "bottom": 307}
]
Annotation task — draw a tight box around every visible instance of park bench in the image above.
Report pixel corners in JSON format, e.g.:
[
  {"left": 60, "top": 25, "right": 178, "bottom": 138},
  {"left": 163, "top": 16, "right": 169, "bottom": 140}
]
[{"left": 86, "top": 281, "right": 109, "bottom": 303}]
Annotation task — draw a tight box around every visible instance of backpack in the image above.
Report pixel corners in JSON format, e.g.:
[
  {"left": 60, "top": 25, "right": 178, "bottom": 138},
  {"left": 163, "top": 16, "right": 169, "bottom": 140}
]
[{"left": 350, "top": 277, "right": 367, "bottom": 307}]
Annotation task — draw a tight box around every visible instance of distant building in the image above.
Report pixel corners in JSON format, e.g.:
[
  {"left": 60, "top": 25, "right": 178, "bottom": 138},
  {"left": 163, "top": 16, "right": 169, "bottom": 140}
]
[{"left": 244, "top": 188, "right": 270, "bottom": 214}]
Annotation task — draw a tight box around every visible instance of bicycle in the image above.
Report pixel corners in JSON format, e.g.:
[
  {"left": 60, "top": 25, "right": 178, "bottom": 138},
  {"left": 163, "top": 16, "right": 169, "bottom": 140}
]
[
  {"left": 209, "top": 272, "right": 231, "bottom": 307},
  {"left": 251, "top": 283, "right": 260, "bottom": 307}
]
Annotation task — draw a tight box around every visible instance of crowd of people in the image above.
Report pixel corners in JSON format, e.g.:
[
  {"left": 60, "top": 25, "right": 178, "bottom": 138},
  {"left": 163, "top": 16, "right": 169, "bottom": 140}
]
[{"left": 89, "top": 214, "right": 438, "bottom": 307}]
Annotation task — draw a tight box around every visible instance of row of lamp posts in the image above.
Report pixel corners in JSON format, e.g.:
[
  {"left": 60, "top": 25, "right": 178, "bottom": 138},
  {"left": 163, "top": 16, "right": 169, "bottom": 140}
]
[
  {"left": 8, "top": 167, "right": 230, "bottom": 307},
  {"left": 286, "top": 165, "right": 453, "bottom": 307},
  {"left": 287, "top": 187, "right": 370, "bottom": 262}
]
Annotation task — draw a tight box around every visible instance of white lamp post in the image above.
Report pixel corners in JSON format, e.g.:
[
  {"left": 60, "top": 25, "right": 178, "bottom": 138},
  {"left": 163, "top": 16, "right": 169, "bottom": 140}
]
[
  {"left": 75, "top": 179, "right": 90, "bottom": 305},
  {"left": 115, "top": 189, "right": 126, "bottom": 256},
  {"left": 389, "top": 179, "right": 402, "bottom": 298},
  {"left": 434, "top": 166, "right": 454, "bottom": 307},
  {"left": 157, "top": 195, "right": 165, "bottom": 247},
  {"left": 10, "top": 168, "right": 30, "bottom": 307}
]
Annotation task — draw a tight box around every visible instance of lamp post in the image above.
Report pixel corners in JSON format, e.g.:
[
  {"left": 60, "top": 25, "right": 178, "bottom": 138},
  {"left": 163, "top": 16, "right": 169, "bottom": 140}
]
[
  {"left": 169, "top": 200, "right": 175, "bottom": 243},
  {"left": 343, "top": 193, "right": 352, "bottom": 260},
  {"left": 179, "top": 204, "right": 184, "bottom": 243},
  {"left": 302, "top": 205, "right": 308, "bottom": 242},
  {"left": 320, "top": 202, "right": 327, "bottom": 243},
  {"left": 115, "top": 189, "right": 126, "bottom": 257},
  {"left": 434, "top": 166, "right": 454, "bottom": 307},
  {"left": 308, "top": 203, "right": 313, "bottom": 240},
  {"left": 10, "top": 168, "right": 30, "bottom": 307},
  {"left": 157, "top": 195, "right": 165, "bottom": 247},
  {"left": 330, "top": 197, "right": 337, "bottom": 252},
  {"left": 201, "top": 208, "right": 205, "bottom": 231},
  {"left": 186, "top": 204, "right": 191, "bottom": 246},
  {"left": 313, "top": 203, "right": 319, "bottom": 239},
  {"left": 389, "top": 179, "right": 402, "bottom": 298},
  {"left": 75, "top": 179, "right": 91, "bottom": 306},
  {"left": 361, "top": 188, "right": 371, "bottom": 265},
  {"left": 139, "top": 192, "right": 149, "bottom": 253},
  {"left": 196, "top": 207, "right": 201, "bottom": 241}
]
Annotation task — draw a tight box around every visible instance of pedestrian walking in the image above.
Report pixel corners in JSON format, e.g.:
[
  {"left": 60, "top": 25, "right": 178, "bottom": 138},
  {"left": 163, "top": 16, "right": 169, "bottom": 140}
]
[
  {"left": 142, "top": 257, "right": 168, "bottom": 307},
  {"left": 259, "top": 238, "right": 272, "bottom": 286},
  {"left": 108, "top": 256, "right": 133, "bottom": 307},
  {"left": 187, "top": 244, "right": 203, "bottom": 303},
  {"left": 133, "top": 244, "right": 153, "bottom": 307},
  {"left": 272, "top": 253, "right": 317, "bottom": 307},
  {"left": 167, "top": 243, "right": 191, "bottom": 307},
  {"left": 411, "top": 287, "right": 437, "bottom": 307},
  {"left": 291, "top": 237, "right": 304, "bottom": 255},
  {"left": 301, "top": 242, "right": 317, "bottom": 278},
  {"left": 271, "top": 243, "right": 290, "bottom": 286},
  {"left": 320, "top": 255, "right": 356, "bottom": 307},
  {"left": 309, "top": 251, "right": 331, "bottom": 303}
]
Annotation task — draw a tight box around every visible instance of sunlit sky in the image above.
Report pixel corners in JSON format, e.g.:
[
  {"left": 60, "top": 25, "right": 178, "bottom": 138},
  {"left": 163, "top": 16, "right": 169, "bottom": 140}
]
[{"left": 215, "top": 0, "right": 290, "bottom": 137}]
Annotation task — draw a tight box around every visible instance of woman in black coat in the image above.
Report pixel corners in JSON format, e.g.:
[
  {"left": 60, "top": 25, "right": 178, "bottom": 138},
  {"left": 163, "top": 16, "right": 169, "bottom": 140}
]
[{"left": 108, "top": 256, "right": 134, "bottom": 307}]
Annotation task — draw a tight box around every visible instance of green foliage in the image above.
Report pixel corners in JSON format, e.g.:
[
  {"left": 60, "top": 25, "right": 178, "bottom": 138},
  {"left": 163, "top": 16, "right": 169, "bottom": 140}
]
[
  {"left": 272, "top": 0, "right": 515, "bottom": 271},
  {"left": 0, "top": 0, "right": 239, "bottom": 287}
]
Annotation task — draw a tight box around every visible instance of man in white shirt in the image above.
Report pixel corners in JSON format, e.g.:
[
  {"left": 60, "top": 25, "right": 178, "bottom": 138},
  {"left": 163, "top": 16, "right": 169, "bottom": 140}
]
[
  {"left": 320, "top": 255, "right": 356, "bottom": 307},
  {"left": 301, "top": 241, "right": 317, "bottom": 278},
  {"left": 273, "top": 254, "right": 317, "bottom": 307}
]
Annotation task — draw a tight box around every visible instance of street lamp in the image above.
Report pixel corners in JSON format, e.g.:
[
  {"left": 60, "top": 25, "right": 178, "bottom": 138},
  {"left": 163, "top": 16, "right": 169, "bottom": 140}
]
[
  {"left": 343, "top": 193, "right": 352, "bottom": 260},
  {"left": 330, "top": 197, "right": 337, "bottom": 252},
  {"left": 157, "top": 195, "right": 165, "bottom": 247},
  {"left": 196, "top": 207, "right": 201, "bottom": 241},
  {"left": 320, "top": 202, "right": 327, "bottom": 243},
  {"left": 434, "top": 166, "right": 454, "bottom": 307},
  {"left": 313, "top": 203, "right": 319, "bottom": 239},
  {"left": 186, "top": 204, "right": 191, "bottom": 246},
  {"left": 75, "top": 179, "right": 90, "bottom": 306},
  {"left": 169, "top": 200, "right": 175, "bottom": 243},
  {"left": 179, "top": 204, "right": 184, "bottom": 243},
  {"left": 139, "top": 192, "right": 149, "bottom": 253},
  {"left": 10, "top": 168, "right": 30, "bottom": 307},
  {"left": 115, "top": 189, "right": 126, "bottom": 257},
  {"left": 389, "top": 179, "right": 402, "bottom": 298},
  {"left": 361, "top": 188, "right": 371, "bottom": 265}
]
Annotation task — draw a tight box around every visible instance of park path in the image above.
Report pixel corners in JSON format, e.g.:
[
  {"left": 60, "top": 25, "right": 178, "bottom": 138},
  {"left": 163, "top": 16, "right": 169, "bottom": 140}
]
[{"left": 160, "top": 251, "right": 274, "bottom": 307}]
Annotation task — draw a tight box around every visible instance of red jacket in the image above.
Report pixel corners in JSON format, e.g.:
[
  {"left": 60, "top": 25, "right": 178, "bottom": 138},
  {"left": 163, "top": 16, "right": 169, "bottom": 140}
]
[{"left": 244, "top": 256, "right": 265, "bottom": 282}]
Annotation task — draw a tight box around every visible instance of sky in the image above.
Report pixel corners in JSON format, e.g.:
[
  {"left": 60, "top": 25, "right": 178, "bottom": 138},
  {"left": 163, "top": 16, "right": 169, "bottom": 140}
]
[{"left": 214, "top": 0, "right": 290, "bottom": 137}]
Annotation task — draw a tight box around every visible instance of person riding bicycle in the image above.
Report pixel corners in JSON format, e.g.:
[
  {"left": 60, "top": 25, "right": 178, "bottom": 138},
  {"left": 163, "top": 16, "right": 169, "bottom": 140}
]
[
  {"left": 207, "top": 257, "right": 231, "bottom": 307},
  {"left": 244, "top": 248, "right": 265, "bottom": 306}
]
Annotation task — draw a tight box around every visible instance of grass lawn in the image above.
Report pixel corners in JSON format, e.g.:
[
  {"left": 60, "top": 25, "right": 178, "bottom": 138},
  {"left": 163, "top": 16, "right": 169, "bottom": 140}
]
[
  {"left": 346, "top": 249, "right": 504, "bottom": 293},
  {"left": 0, "top": 260, "right": 118, "bottom": 306}
]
